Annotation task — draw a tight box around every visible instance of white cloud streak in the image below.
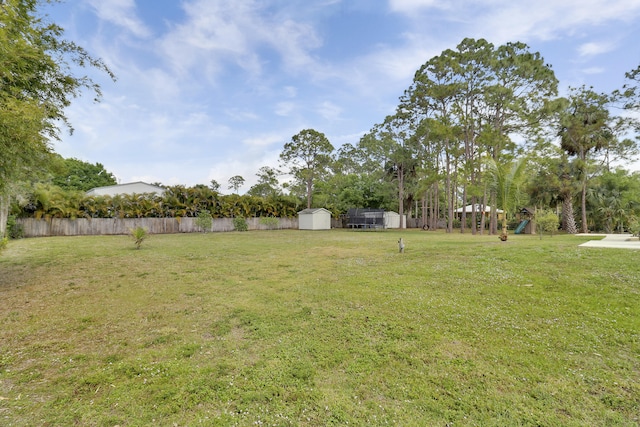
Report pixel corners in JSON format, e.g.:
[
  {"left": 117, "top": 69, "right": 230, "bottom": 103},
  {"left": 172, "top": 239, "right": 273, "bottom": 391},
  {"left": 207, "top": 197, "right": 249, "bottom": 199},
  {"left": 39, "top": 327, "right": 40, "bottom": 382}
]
[
  {"left": 86, "top": 0, "right": 152, "bottom": 38},
  {"left": 388, "top": 0, "right": 640, "bottom": 43},
  {"left": 158, "top": 0, "right": 322, "bottom": 79},
  {"left": 579, "top": 42, "right": 615, "bottom": 57}
]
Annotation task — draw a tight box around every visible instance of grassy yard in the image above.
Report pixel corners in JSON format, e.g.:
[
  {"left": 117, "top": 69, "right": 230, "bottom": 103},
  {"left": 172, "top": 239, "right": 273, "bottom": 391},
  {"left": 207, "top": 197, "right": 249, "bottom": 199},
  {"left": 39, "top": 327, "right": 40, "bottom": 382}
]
[{"left": 0, "top": 230, "right": 638, "bottom": 426}]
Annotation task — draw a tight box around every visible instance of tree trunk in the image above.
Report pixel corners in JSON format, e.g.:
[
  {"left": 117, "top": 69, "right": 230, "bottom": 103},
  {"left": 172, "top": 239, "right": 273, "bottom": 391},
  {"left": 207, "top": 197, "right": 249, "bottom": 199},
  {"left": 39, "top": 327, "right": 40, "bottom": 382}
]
[
  {"left": 306, "top": 177, "right": 313, "bottom": 209},
  {"left": 479, "top": 190, "right": 488, "bottom": 235},
  {"left": 562, "top": 195, "right": 578, "bottom": 234},
  {"left": 460, "top": 184, "right": 467, "bottom": 234},
  {"left": 398, "top": 164, "right": 405, "bottom": 229},
  {"left": 433, "top": 183, "right": 439, "bottom": 231},
  {"left": 490, "top": 190, "right": 498, "bottom": 235},
  {"left": 471, "top": 195, "right": 477, "bottom": 235},
  {"left": 580, "top": 178, "right": 588, "bottom": 233},
  {"left": 445, "top": 149, "right": 453, "bottom": 233},
  {"left": 0, "top": 193, "right": 8, "bottom": 238},
  {"left": 500, "top": 215, "right": 508, "bottom": 240}
]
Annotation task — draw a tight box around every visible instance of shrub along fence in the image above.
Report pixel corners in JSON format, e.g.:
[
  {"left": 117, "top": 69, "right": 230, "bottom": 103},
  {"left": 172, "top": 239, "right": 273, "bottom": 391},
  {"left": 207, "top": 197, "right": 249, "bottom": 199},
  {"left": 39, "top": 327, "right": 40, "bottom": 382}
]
[{"left": 16, "top": 217, "right": 299, "bottom": 237}]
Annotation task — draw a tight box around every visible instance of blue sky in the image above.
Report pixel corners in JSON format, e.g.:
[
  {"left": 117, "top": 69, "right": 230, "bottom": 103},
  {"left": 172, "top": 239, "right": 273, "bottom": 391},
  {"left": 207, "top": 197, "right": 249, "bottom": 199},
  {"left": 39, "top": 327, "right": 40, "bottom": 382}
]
[{"left": 44, "top": 0, "right": 640, "bottom": 193}]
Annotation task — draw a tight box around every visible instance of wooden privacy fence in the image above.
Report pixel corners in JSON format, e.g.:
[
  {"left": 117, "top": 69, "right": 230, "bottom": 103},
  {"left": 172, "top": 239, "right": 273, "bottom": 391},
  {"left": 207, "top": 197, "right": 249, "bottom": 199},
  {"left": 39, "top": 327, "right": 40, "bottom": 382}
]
[{"left": 16, "top": 217, "right": 299, "bottom": 238}]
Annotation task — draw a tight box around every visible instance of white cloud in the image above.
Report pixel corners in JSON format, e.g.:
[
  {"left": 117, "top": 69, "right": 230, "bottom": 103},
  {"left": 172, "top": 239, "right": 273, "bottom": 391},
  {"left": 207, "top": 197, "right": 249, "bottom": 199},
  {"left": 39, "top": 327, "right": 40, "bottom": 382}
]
[
  {"left": 284, "top": 86, "right": 298, "bottom": 98},
  {"left": 388, "top": 0, "right": 442, "bottom": 13},
  {"left": 388, "top": 0, "right": 640, "bottom": 44},
  {"left": 242, "top": 133, "right": 286, "bottom": 148},
  {"left": 581, "top": 67, "right": 606, "bottom": 75},
  {"left": 158, "top": 0, "right": 323, "bottom": 80},
  {"left": 337, "top": 34, "right": 443, "bottom": 106},
  {"left": 495, "top": 1, "right": 640, "bottom": 42},
  {"left": 86, "top": 0, "right": 152, "bottom": 38},
  {"left": 266, "top": 19, "right": 322, "bottom": 71},
  {"left": 275, "top": 102, "right": 296, "bottom": 117},
  {"left": 130, "top": 67, "right": 183, "bottom": 103},
  {"left": 578, "top": 42, "right": 614, "bottom": 57},
  {"left": 317, "top": 101, "right": 342, "bottom": 121},
  {"left": 224, "top": 108, "right": 261, "bottom": 122}
]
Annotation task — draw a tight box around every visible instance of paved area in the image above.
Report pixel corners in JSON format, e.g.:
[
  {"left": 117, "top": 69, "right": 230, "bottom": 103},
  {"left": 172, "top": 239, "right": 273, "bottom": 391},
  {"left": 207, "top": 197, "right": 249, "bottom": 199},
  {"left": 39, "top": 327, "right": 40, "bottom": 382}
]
[{"left": 578, "top": 233, "right": 640, "bottom": 249}]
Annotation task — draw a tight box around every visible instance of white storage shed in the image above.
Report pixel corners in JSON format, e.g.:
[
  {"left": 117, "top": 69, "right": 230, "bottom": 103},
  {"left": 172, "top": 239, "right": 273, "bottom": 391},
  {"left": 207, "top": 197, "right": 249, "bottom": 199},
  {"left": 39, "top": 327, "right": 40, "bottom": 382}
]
[
  {"left": 298, "top": 208, "right": 332, "bottom": 230},
  {"left": 384, "top": 211, "right": 406, "bottom": 229}
]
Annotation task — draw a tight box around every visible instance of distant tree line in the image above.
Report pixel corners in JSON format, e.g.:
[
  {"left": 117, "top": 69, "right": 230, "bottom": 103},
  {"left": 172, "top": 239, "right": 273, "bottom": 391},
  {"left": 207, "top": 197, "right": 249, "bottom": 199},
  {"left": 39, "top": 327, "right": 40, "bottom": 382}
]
[
  {"left": 1, "top": 0, "right": 638, "bottom": 236},
  {"left": 266, "top": 40, "right": 640, "bottom": 235}
]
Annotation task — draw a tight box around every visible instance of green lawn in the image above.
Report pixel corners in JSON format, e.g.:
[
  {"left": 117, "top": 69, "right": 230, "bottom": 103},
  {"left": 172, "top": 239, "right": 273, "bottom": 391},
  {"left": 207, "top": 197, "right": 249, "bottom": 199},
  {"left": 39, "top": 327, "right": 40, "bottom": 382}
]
[{"left": 0, "top": 230, "right": 638, "bottom": 426}]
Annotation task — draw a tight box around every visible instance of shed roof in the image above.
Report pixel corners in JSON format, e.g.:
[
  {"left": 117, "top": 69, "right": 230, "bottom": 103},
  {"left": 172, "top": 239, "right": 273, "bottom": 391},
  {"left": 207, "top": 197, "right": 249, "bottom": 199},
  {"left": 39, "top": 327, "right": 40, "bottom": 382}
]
[
  {"left": 86, "top": 181, "right": 166, "bottom": 196},
  {"left": 298, "top": 208, "right": 331, "bottom": 215}
]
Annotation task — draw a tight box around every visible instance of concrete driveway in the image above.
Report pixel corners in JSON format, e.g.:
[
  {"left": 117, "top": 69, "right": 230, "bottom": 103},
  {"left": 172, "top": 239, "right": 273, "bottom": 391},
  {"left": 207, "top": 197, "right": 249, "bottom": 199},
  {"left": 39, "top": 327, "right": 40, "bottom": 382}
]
[{"left": 578, "top": 233, "right": 640, "bottom": 249}]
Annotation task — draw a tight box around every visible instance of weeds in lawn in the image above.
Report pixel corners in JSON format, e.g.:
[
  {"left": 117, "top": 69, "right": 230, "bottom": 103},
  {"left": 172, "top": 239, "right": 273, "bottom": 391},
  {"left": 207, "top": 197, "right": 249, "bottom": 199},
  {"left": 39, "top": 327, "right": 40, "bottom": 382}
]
[{"left": 129, "top": 226, "right": 148, "bottom": 249}]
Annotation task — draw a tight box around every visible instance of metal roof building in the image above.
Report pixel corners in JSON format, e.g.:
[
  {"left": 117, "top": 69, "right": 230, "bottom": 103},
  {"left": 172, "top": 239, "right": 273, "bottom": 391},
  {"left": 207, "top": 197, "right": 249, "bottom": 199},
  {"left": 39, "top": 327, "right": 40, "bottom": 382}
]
[{"left": 86, "top": 182, "right": 166, "bottom": 197}]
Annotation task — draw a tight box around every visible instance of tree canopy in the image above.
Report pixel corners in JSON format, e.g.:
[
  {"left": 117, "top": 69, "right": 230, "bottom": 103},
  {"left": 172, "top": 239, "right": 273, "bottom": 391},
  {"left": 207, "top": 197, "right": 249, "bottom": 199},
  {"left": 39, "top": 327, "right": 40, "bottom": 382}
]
[
  {"left": 362, "top": 38, "right": 560, "bottom": 233},
  {"left": 228, "top": 175, "right": 245, "bottom": 194},
  {"left": 0, "top": 0, "right": 114, "bottom": 235},
  {"left": 247, "top": 166, "right": 281, "bottom": 199},
  {"left": 280, "top": 129, "right": 334, "bottom": 209},
  {"left": 50, "top": 156, "right": 117, "bottom": 192}
]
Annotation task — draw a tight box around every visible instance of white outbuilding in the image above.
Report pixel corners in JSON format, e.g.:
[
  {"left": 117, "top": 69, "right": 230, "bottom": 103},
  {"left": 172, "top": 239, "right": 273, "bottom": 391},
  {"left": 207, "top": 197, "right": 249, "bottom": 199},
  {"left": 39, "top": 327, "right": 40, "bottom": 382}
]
[
  {"left": 454, "top": 204, "right": 504, "bottom": 222},
  {"left": 384, "top": 211, "right": 406, "bottom": 229},
  {"left": 454, "top": 204, "right": 503, "bottom": 214},
  {"left": 298, "top": 208, "right": 332, "bottom": 230}
]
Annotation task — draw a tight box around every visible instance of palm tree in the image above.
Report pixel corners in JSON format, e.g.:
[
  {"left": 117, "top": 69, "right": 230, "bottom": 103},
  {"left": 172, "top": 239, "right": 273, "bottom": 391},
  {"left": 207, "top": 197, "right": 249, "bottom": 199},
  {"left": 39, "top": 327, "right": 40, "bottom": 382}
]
[
  {"left": 486, "top": 157, "right": 528, "bottom": 240},
  {"left": 558, "top": 160, "right": 579, "bottom": 234},
  {"left": 558, "top": 86, "right": 613, "bottom": 233}
]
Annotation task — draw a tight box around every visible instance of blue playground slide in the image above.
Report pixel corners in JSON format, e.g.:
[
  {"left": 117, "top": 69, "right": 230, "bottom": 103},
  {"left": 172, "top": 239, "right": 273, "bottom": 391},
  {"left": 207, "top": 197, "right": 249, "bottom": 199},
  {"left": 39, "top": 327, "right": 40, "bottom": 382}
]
[{"left": 515, "top": 219, "right": 529, "bottom": 234}]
